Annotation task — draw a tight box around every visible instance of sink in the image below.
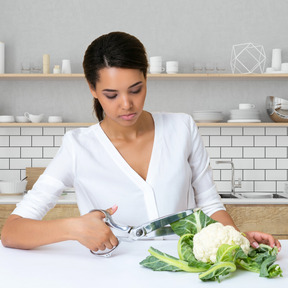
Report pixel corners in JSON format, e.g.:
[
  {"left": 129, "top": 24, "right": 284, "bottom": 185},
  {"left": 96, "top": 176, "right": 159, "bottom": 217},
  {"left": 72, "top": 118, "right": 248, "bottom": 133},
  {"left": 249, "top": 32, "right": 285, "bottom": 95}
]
[
  {"left": 219, "top": 192, "right": 288, "bottom": 199},
  {"left": 219, "top": 193, "right": 241, "bottom": 199}
]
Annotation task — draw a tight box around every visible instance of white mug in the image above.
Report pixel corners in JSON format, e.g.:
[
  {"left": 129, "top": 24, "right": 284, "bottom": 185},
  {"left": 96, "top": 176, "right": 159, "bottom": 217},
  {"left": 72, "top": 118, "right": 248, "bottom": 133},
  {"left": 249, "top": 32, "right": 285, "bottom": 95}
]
[
  {"left": 281, "top": 63, "right": 288, "bottom": 72},
  {"left": 166, "top": 61, "right": 179, "bottom": 74},
  {"left": 149, "top": 67, "right": 165, "bottom": 74},
  {"left": 271, "top": 49, "right": 281, "bottom": 71},
  {"left": 48, "top": 116, "right": 63, "bottom": 123},
  {"left": 62, "top": 59, "right": 71, "bottom": 74},
  {"left": 24, "top": 112, "right": 44, "bottom": 123},
  {"left": 239, "top": 103, "right": 255, "bottom": 110}
]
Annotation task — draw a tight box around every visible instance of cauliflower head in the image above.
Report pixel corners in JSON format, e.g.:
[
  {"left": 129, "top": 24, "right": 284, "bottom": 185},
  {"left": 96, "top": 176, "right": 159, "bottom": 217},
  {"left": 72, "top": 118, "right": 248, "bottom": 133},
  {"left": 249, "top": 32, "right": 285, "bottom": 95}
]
[{"left": 193, "top": 222, "right": 250, "bottom": 263}]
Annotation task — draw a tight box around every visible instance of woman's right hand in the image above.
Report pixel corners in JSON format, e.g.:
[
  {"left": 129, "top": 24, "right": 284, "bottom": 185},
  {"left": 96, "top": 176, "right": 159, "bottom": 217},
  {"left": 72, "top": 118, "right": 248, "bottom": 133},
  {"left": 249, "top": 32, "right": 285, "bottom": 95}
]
[{"left": 74, "top": 205, "right": 119, "bottom": 252}]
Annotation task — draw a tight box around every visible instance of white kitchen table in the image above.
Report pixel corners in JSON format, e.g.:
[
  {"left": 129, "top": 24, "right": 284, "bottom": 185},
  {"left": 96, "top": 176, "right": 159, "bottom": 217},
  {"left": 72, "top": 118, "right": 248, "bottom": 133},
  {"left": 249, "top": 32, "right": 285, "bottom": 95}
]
[{"left": 0, "top": 240, "right": 287, "bottom": 288}]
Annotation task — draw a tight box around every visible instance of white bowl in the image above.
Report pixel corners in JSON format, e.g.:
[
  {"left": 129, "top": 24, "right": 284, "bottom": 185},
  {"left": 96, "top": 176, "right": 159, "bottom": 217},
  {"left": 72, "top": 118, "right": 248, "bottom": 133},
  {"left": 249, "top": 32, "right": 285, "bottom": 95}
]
[
  {"left": 0, "top": 181, "right": 27, "bottom": 194},
  {"left": 0, "top": 115, "right": 15, "bottom": 123}
]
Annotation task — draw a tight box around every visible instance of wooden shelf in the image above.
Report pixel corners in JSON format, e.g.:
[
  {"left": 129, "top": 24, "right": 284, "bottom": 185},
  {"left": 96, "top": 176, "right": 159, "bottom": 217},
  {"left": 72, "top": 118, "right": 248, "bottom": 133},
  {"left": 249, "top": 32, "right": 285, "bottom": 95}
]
[
  {"left": 1, "top": 73, "right": 288, "bottom": 79},
  {"left": 1, "top": 122, "right": 288, "bottom": 127}
]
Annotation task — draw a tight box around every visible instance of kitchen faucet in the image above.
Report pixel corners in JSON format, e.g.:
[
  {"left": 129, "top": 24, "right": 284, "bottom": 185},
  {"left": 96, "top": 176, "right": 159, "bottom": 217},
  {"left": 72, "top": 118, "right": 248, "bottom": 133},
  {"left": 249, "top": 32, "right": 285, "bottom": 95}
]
[{"left": 216, "top": 160, "right": 242, "bottom": 195}]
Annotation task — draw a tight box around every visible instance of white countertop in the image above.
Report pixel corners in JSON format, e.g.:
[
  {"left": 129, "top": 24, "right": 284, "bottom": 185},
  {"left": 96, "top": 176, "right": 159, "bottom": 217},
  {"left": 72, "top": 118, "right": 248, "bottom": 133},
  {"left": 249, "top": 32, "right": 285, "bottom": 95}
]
[
  {"left": 0, "top": 192, "right": 77, "bottom": 204},
  {"left": 0, "top": 240, "right": 287, "bottom": 288},
  {"left": 1, "top": 192, "right": 288, "bottom": 205}
]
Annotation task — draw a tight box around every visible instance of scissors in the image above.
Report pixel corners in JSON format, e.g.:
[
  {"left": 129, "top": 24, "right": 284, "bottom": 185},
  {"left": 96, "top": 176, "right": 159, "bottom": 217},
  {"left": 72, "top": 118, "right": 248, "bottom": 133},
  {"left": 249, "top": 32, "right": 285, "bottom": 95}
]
[{"left": 89, "top": 208, "right": 196, "bottom": 257}]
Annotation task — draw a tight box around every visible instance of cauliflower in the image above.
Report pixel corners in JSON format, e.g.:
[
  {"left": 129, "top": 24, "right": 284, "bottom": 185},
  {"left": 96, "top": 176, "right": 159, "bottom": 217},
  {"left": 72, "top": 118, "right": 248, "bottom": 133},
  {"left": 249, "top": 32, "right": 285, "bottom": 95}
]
[{"left": 193, "top": 222, "right": 250, "bottom": 263}]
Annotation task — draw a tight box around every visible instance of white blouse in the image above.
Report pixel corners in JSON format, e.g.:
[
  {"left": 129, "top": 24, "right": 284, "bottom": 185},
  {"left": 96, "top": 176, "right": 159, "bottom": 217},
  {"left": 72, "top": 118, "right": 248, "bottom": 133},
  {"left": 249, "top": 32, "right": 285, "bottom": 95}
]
[{"left": 13, "top": 112, "right": 225, "bottom": 227}]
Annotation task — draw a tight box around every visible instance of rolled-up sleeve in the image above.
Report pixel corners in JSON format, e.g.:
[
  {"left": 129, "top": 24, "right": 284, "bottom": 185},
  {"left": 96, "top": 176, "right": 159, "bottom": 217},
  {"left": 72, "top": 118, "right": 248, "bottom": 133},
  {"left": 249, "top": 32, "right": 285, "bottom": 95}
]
[
  {"left": 12, "top": 132, "right": 75, "bottom": 220},
  {"left": 188, "top": 117, "right": 225, "bottom": 216}
]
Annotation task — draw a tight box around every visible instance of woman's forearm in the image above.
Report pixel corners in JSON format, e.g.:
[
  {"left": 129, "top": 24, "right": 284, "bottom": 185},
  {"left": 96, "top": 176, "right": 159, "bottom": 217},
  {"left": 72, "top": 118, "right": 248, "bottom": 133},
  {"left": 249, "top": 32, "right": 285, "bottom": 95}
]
[
  {"left": 210, "top": 209, "right": 239, "bottom": 230},
  {"left": 1, "top": 215, "right": 79, "bottom": 249}
]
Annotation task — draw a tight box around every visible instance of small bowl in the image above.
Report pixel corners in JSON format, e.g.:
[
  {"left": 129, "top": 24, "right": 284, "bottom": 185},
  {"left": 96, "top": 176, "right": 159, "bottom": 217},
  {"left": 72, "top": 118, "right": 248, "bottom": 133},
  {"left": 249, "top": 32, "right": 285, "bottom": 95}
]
[
  {"left": 0, "top": 115, "right": 15, "bottom": 123},
  {"left": 15, "top": 116, "right": 29, "bottom": 123},
  {"left": 0, "top": 180, "right": 27, "bottom": 194}
]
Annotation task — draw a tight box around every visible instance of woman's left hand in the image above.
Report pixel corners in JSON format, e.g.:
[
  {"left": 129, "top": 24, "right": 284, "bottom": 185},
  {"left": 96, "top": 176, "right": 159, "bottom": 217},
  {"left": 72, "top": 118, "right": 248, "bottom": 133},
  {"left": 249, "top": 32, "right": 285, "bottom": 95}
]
[{"left": 244, "top": 231, "right": 281, "bottom": 252}]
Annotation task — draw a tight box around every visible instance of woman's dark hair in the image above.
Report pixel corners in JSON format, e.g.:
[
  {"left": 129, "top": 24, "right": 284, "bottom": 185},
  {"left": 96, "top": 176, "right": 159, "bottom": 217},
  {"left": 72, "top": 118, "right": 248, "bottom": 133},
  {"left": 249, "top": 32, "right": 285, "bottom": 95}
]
[{"left": 83, "top": 31, "right": 148, "bottom": 121}]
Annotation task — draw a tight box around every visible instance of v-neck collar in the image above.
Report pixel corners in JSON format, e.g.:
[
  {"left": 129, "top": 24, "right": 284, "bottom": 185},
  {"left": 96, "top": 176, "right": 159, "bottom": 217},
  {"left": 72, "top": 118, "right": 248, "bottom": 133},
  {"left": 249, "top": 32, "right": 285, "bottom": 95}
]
[{"left": 94, "top": 112, "right": 162, "bottom": 186}]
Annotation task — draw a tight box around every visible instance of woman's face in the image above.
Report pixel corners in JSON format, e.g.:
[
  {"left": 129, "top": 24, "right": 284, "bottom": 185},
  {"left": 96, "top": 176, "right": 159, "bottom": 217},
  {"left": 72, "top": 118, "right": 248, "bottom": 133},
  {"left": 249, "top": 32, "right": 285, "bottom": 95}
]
[{"left": 91, "top": 67, "right": 147, "bottom": 127}]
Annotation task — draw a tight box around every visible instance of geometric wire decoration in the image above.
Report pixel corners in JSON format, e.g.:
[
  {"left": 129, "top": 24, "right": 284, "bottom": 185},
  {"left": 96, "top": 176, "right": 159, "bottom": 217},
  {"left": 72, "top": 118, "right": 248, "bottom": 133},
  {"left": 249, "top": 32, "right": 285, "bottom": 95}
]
[{"left": 230, "top": 43, "right": 266, "bottom": 74}]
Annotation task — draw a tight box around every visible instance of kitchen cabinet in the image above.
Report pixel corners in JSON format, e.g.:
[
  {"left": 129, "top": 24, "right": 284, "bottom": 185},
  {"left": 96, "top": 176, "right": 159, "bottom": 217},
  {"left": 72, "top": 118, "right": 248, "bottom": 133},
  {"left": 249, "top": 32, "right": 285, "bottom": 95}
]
[
  {"left": 225, "top": 204, "right": 288, "bottom": 239},
  {"left": 1, "top": 203, "right": 287, "bottom": 239},
  {"left": 0, "top": 204, "right": 80, "bottom": 237}
]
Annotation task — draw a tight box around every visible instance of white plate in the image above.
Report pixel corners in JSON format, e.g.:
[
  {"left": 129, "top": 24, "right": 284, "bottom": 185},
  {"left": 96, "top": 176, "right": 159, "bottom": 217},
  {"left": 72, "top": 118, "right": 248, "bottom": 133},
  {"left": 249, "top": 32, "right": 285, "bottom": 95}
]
[{"left": 227, "top": 119, "right": 261, "bottom": 123}]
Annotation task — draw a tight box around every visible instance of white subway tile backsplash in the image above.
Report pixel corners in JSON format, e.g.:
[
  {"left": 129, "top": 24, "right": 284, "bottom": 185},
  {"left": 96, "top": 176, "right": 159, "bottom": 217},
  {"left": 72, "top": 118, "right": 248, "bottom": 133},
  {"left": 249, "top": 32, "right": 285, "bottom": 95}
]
[
  {"left": 277, "top": 181, "right": 288, "bottom": 193},
  {"left": 0, "top": 159, "right": 9, "bottom": 169},
  {"left": 0, "top": 147, "right": 20, "bottom": 158},
  {"left": 43, "top": 147, "right": 59, "bottom": 158},
  {"left": 233, "top": 159, "right": 254, "bottom": 169},
  {"left": 255, "top": 159, "right": 276, "bottom": 169},
  {"left": 43, "top": 127, "right": 65, "bottom": 136},
  {"left": 277, "top": 159, "right": 288, "bottom": 169},
  {"left": 10, "top": 159, "right": 31, "bottom": 169},
  {"left": 277, "top": 136, "right": 288, "bottom": 146},
  {"left": 255, "top": 136, "right": 276, "bottom": 146},
  {"left": 232, "top": 136, "right": 253, "bottom": 146},
  {"left": 243, "top": 170, "right": 265, "bottom": 181},
  {"left": 243, "top": 147, "right": 265, "bottom": 158},
  {"left": 0, "top": 125, "right": 287, "bottom": 193},
  {"left": 266, "top": 147, "right": 287, "bottom": 158},
  {"left": 21, "top": 147, "right": 42, "bottom": 158},
  {"left": 0, "top": 170, "right": 21, "bottom": 180},
  {"left": 21, "top": 127, "right": 42, "bottom": 136},
  {"left": 10, "top": 136, "right": 31, "bottom": 147},
  {"left": 206, "top": 147, "right": 220, "bottom": 158},
  {"left": 255, "top": 181, "right": 276, "bottom": 192},
  {"left": 0, "top": 127, "right": 20, "bottom": 136},
  {"left": 266, "top": 170, "right": 287, "bottom": 181},
  {"left": 210, "top": 136, "right": 231, "bottom": 146},
  {"left": 221, "top": 147, "right": 242, "bottom": 158},
  {"left": 0, "top": 136, "right": 9, "bottom": 146},
  {"left": 266, "top": 127, "right": 287, "bottom": 135},
  {"left": 198, "top": 127, "right": 220, "bottom": 136},
  {"left": 32, "top": 136, "right": 54, "bottom": 146},
  {"left": 54, "top": 136, "right": 63, "bottom": 147},
  {"left": 243, "top": 127, "right": 265, "bottom": 135},
  {"left": 221, "top": 127, "right": 242, "bottom": 135},
  {"left": 32, "top": 159, "right": 52, "bottom": 167}
]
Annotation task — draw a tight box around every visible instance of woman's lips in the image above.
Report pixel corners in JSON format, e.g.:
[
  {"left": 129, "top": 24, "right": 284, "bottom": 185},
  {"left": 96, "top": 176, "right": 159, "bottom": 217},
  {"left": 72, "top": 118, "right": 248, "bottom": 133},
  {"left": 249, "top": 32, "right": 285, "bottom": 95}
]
[{"left": 120, "top": 113, "right": 136, "bottom": 121}]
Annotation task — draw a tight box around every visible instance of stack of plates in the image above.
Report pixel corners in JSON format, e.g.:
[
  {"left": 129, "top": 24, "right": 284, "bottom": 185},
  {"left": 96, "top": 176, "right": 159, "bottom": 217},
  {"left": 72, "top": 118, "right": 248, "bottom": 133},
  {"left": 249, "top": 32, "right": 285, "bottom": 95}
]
[
  {"left": 192, "top": 111, "right": 223, "bottom": 123},
  {"left": 228, "top": 109, "right": 261, "bottom": 123}
]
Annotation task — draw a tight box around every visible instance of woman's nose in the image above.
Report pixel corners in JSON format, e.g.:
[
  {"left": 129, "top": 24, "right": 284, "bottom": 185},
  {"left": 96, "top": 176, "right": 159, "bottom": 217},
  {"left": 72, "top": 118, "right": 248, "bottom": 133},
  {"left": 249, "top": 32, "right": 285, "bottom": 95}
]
[{"left": 121, "top": 94, "right": 132, "bottom": 109}]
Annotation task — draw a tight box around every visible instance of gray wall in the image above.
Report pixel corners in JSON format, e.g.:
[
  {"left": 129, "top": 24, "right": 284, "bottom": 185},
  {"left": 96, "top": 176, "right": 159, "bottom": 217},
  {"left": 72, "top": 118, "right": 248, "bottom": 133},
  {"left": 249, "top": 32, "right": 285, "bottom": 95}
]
[{"left": 1, "top": 0, "right": 288, "bottom": 122}]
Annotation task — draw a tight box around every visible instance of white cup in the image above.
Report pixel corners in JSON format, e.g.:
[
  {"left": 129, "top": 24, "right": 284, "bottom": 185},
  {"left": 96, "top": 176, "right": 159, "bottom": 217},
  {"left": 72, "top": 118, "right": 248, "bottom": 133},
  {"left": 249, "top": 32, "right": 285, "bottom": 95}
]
[
  {"left": 48, "top": 116, "right": 63, "bottom": 123},
  {"left": 266, "top": 67, "right": 275, "bottom": 73},
  {"left": 150, "top": 56, "right": 162, "bottom": 63},
  {"left": 166, "top": 61, "right": 179, "bottom": 74},
  {"left": 149, "top": 66, "right": 165, "bottom": 74},
  {"left": 239, "top": 103, "right": 256, "bottom": 110},
  {"left": 24, "top": 112, "right": 44, "bottom": 123},
  {"left": 271, "top": 49, "right": 281, "bottom": 71},
  {"left": 62, "top": 59, "right": 72, "bottom": 74},
  {"left": 281, "top": 63, "right": 288, "bottom": 72}
]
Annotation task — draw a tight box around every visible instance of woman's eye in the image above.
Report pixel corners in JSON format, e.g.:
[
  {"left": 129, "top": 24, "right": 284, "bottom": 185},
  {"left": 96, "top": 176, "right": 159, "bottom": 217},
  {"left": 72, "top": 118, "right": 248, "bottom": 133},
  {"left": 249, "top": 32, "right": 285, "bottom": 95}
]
[
  {"left": 130, "top": 88, "right": 141, "bottom": 94},
  {"left": 104, "top": 94, "right": 117, "bottom": 99}
]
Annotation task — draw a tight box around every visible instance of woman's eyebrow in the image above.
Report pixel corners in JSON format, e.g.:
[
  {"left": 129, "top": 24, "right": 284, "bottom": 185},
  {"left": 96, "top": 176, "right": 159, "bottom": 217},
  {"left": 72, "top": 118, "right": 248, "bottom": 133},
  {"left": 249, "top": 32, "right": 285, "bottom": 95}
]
[{"left": 102, "top": 81, "right": 143, "bottom": 92}]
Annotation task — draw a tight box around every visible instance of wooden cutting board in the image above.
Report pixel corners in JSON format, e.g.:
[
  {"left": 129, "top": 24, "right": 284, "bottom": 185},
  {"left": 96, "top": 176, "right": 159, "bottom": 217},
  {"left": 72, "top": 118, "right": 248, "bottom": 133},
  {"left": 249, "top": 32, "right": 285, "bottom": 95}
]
[{"left": 26, "top": 167, "right": 46, "bottom": 190}]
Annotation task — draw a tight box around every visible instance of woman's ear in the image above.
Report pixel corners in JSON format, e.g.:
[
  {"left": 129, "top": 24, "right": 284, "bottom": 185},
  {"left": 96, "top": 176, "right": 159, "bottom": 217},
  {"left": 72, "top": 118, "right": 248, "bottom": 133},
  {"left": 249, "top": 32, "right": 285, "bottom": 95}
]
[{"left": 88, "top": 82, "right": 98, "bottom": 99}]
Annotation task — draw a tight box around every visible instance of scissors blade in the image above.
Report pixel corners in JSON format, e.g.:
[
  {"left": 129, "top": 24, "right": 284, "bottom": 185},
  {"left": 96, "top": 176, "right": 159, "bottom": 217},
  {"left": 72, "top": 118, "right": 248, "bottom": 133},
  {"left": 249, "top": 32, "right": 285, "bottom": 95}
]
[{"left": 130, "top": 209, "right": 195, "bottom": 239}]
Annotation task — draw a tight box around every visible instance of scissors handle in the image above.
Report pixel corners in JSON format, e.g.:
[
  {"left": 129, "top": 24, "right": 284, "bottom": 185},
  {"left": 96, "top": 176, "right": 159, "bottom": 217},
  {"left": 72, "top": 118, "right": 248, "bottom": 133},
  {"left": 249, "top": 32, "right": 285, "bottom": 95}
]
[
  {"left": 89, "top": 209, "right": 132, "bottom": 232},
  {"left": 89, "top": 209, "right": 132, "bottom": 257}
]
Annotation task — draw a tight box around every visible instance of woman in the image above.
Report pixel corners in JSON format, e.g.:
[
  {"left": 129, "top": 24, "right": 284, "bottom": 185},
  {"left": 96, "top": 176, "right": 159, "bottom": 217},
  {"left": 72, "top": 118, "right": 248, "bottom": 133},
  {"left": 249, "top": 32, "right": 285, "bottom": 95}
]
[{"left": 1, "top": 32, "right": 281, "bottom": 252}]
